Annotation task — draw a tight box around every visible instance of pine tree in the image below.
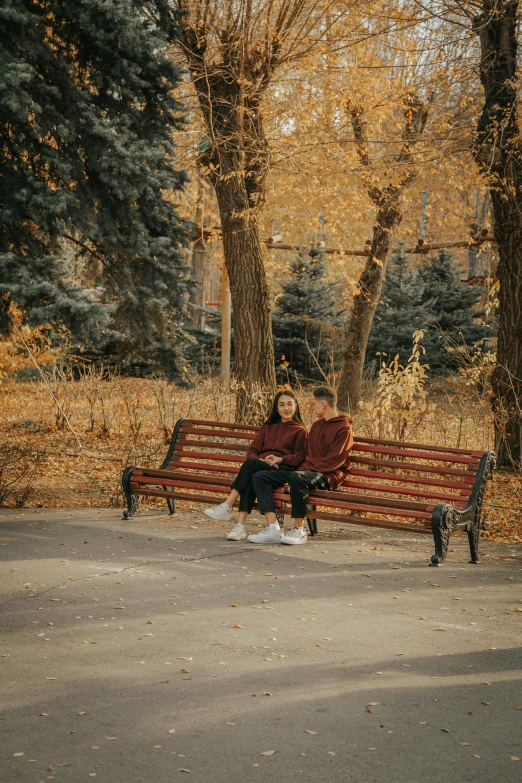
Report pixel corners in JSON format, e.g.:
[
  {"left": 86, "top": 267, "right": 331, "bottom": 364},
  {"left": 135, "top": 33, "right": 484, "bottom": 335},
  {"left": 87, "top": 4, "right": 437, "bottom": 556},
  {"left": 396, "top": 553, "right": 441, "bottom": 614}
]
[
  {"left": 366, "top": 248, "right": 491, "bottom": 375},
  {"left": 272, "top": 249, "right": 343, "bottom": 383},
  {"left": 0, "top": 1, "right": 189, "bottom": 376},
  {"left": 418, "top": 249, "right": 491, "bottom": 373},
  {"left": 366, "top": 249, "right": 433, "bottom": 372}
]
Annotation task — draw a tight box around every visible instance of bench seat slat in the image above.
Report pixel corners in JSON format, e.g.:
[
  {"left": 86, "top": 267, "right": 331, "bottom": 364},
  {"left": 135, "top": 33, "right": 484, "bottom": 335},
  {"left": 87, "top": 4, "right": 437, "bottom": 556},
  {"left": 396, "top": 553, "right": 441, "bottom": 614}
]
[
  {"left": 134, "top": 488, "right": 235, "bottom": 506},
  {"left": 131, "top": 478, "right": 227, "bottom": 495},
  {"left": 134, "top": 470, "right": 470, "bottom": 508},
  {"left": 132, "top": 474, "right": 466, "bottom": 520},
  {"left": 132, "top": 485, "right": 434, "bottom": 535},
  {"left": 134, "top": 472, "right": 436, "bottom": 513},
  {"left": 272, "top": 491, "right": 433, "bottom": 519},
  {"left": 276, "top": 506, "right": 433, "bottom": 535}
]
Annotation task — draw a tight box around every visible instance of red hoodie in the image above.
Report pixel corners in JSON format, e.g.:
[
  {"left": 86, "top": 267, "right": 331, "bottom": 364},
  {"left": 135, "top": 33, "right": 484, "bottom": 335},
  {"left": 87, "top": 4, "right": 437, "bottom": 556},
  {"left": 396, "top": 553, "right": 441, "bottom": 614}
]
[
  {"left": 300, "top": 414, "right": 353, "bottom": 489},
  {"left": 246, "top": 420, "right": 308, "bottom": 469}
]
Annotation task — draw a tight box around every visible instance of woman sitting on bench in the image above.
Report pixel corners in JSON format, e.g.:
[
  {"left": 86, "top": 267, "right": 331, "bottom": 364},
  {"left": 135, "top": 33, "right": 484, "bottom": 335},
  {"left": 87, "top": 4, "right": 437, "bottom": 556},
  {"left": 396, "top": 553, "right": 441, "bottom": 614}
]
[{"left": 202, "top": 390, "right": 308, "bottom": 542}]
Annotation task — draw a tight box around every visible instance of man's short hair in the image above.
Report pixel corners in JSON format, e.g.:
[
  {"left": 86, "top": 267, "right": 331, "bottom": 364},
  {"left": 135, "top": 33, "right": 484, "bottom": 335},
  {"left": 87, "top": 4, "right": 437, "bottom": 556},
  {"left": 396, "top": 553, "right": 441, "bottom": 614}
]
[{"left": 313, "top": 385, "right": 337, "bottom": 407}]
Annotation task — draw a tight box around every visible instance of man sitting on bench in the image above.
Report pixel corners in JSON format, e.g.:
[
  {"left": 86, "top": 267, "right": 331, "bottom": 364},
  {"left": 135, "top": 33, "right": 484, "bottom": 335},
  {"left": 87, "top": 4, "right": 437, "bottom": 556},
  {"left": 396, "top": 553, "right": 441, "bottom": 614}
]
[{"left": 250, "top": 385, "right": 353, "bottom": 545}]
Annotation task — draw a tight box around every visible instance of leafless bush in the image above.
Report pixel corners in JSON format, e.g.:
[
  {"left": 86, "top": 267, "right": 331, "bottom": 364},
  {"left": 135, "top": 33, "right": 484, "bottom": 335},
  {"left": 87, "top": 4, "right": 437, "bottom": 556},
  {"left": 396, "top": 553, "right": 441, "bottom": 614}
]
[
  {"left": 357, "top": 331, "right": 436, "bottom": 441},
  {"left": 151, "top": 380, "right": 178, "bottom": 443},
  {"left": 44, "top": 364, "right": 76, "bottom": 430},
  {"left": 0, "top": 442, "right": 43, "bottom": 507}
]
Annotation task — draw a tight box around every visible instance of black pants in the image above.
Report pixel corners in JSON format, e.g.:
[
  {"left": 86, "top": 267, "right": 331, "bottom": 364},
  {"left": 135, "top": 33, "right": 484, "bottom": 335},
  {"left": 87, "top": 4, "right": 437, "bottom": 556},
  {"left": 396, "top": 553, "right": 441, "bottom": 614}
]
[
  {"left": 230, "top": 458, "right": 281, "bottom": 513},
  {"left": 252, "top": 469, "right": 330, "bottom": 519}
]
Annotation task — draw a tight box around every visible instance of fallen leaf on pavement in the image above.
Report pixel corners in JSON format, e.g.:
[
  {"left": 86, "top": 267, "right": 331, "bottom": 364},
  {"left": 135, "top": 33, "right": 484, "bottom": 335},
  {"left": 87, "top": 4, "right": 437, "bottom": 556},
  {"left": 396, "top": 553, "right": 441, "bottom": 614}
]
[
  {"left": 261, "top": 750, "right": 276, "bottom": 756},
  {"left": 305, "top": 730, "right": 318, "bottom": 735}
]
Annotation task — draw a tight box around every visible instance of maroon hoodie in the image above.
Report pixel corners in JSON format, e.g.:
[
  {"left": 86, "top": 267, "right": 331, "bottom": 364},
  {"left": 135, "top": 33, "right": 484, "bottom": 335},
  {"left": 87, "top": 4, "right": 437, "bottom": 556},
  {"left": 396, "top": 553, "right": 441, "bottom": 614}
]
[
  {"left": 246, "top": 420, "right": 308, "bottom": 469},
  {"left": 300, "top": 414, "right": 353, "bottom": 489}
]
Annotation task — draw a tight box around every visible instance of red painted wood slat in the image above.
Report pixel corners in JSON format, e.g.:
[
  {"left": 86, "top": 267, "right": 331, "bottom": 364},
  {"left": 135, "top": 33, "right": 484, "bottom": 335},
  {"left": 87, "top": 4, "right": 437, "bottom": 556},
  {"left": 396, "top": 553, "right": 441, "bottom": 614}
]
[
  {"left": 350, "top": 455, "right": 477, "bottom": 478},
  {"left": 343, "top": 479, "right": 470, "bottom": 503},
  {"left": 353, "top": 436, "right": 480, "bottom": 456},
  {"left": 184, "top": 418, "right": 259, "bottom": 431},
  {"left": 179, "top": 426, "right": 255, "bottom": 440},
  {"left": 275, "top": 506, "right": 433, "bottom": 534},
  {"left": 163, "top": 461, "right": 239, "bottom": 475},
  {"left": 347, "top": 467, "right": 474, "bottom": 490},
  {"left": 352, "top": 443, "right": 479, "bottom": 465}
]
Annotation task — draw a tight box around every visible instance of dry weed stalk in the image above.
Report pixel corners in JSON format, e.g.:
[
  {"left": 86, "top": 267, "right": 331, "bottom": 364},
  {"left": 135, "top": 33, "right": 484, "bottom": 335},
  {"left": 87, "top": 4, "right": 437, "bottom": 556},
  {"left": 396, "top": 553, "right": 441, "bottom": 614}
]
[{"left": 358, "top": 330, "right": 436, "bottom": 442}]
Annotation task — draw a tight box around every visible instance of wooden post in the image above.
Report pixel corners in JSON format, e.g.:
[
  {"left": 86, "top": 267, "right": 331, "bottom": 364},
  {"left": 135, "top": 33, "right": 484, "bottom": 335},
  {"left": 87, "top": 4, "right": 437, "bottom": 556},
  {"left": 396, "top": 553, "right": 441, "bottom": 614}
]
[{"left": 221, "top": 261, "right": 231, "bottom": 389}]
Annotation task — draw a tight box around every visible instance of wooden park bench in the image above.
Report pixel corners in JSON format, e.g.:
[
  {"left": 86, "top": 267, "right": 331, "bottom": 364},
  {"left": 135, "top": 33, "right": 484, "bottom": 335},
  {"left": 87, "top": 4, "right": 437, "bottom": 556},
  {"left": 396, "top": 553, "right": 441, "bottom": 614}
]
[{"left": 121, "top": 418, "right": 496, "bottom": 566}]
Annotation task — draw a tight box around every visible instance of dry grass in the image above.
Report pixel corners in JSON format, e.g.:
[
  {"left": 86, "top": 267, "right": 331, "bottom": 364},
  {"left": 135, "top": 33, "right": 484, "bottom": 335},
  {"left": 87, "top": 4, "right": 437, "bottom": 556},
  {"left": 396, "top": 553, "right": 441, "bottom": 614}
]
[{"left": 0, "top": 375, "right": 520, "bottom": 542}]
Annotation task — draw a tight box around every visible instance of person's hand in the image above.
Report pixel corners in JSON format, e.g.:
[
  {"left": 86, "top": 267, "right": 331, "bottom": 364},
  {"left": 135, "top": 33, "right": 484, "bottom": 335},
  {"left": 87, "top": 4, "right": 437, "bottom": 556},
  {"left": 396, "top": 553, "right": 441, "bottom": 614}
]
[{"left": 265, "top": 455, "right": 282, "bottom": 467}]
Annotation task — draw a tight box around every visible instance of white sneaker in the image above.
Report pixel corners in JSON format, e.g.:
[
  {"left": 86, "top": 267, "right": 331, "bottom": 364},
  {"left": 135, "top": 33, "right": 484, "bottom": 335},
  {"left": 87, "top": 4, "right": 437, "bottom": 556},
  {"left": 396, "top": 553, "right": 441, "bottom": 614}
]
[
  {"left": 226, "top": 522, "right": 246, "bottom": 541},
  {"left": 247, "top": 525, "right": 282, "bottom": 544},
  {"left": 280, "top": 526, "right": 307, "bottom": 545},
  {"left": 203, "top": 502, "right": 232, "bottom": 521}
]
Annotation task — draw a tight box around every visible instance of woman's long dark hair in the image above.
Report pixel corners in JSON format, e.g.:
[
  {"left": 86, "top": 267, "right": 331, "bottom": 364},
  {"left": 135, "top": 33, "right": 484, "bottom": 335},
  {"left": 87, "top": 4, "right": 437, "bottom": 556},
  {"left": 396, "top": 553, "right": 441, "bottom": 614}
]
[{"left": 265, "top": 389, "right": 304, "bottom": 425}]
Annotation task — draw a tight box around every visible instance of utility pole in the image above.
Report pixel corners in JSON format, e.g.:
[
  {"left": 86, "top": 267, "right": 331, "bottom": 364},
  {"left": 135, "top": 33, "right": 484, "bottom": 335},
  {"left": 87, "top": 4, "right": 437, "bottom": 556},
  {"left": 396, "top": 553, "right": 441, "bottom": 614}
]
[{"left": 220, "top": 261, "right": 231, "bottom": 390}]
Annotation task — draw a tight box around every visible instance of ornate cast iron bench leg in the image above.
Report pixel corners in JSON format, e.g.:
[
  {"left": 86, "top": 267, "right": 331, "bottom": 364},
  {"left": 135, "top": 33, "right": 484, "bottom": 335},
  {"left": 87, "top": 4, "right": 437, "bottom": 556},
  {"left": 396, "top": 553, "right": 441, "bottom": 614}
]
[
  {"left": 430, "top": 504, "right": 455, "bottom": 566},
  {"left": 307, "top": 505, "right": 317, "bottom": 536},
  {"left": 122, "top": 466, "right": 139, "bottom": 519},
  {"left": 467, "top": 513, "right": 480, "bottom": 564},
  {"left": 163, "top": 487, "right": 176, "bottom": 515}
]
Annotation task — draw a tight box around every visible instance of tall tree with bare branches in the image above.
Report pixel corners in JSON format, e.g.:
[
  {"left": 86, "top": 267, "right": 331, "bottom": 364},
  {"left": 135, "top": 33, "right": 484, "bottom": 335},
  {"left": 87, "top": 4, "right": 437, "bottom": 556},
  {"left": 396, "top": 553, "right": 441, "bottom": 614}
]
[
  {"left": 418, "top": 0, "right": 522, "bottom": 466},
  {"left": 337, "top": 94, "right": 429, "bottom": 413},
  {"left": 158, "top": 0, "right": 345, "bottom": 420}
]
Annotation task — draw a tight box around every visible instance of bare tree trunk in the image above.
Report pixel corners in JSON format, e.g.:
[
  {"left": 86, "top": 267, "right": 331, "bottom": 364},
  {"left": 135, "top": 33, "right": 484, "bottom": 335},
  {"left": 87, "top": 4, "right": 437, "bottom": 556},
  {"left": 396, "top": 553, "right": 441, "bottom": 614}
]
[
  {"left": 217, "top": 177, "right": 275, "bottom": 419},
  {"left": 189, "top": 237, "right": 207, "bottom": 329},
  {"left": 337, "top": 202, "right": 402, "bottom": 413},
  {"left": 189, "top": 172, "right": 209, "bottom": 329},
  {"left": 172, "top": 12, "right": 279, "bottom": 421},
  {"left": 472, "top": 0, "right": 522, "bottom": 467},
  {"left": 337, "top": 96, "right": 429, "bottom": 413}
]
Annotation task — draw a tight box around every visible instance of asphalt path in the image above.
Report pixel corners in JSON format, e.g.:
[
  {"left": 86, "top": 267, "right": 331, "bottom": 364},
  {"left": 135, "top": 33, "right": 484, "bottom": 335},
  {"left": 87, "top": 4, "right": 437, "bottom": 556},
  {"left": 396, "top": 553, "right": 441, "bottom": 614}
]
[{"left": 1, "top": 507, "right": 521, "bottom": 783}]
